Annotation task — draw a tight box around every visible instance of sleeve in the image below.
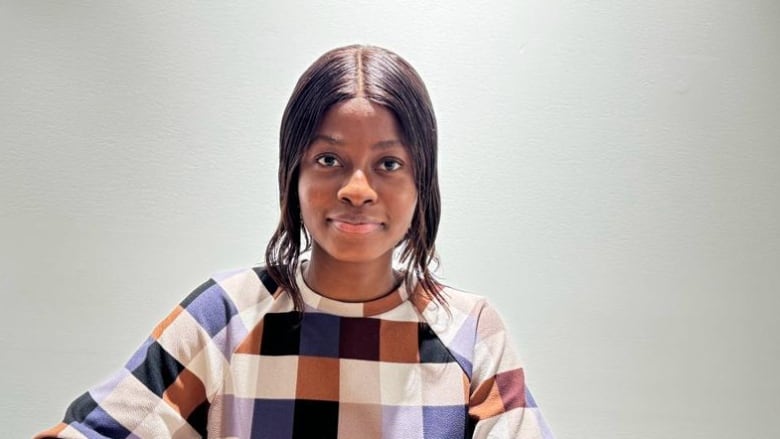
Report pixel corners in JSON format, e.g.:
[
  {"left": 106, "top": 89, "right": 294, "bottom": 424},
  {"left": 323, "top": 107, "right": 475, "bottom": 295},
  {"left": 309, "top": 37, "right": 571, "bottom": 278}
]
[
  {"left": 35, "top": 278, "right": 235, "bottom": 439},
  {"left": 467, "top": 301, "right": 555, "bottom": 439}
]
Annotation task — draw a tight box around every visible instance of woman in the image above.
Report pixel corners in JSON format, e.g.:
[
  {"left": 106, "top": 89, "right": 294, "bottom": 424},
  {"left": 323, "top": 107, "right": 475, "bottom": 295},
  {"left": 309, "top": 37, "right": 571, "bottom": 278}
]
[{"left": 38, "top": 45, "right": 553, "bottom": 439}]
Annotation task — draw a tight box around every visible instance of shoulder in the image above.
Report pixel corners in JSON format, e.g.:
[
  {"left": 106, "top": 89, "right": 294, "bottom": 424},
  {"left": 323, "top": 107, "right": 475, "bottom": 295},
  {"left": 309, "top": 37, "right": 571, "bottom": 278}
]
[
  {"left": 417, "top": 285, "right": 496, "bottom": 327},
  {"left": 171, "top": 266, "right": 284, "bottom": 335},
  {"left": 420, "top": 284, "right": 515, "bottom": 344},
  {"left": 149, "top": 266, "right": 291, "bottom": 362},
  {"left": 182, "top": 266, "right": 279, "bottom": 310},
  {"left": 441, "top": 285, "right": 491, "bottom": 315},
  {"left": 415, "top": 285, "right": 501, "bottom": 377},
  {"left": 441, "top": 287, "right": 514, "bottom": 352}
]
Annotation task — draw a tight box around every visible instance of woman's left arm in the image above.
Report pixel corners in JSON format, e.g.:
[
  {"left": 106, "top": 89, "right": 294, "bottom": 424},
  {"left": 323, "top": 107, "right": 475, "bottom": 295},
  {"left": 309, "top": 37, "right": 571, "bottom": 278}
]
[{"left": 467, "top": 301, "right": 555, "bottom": 439}]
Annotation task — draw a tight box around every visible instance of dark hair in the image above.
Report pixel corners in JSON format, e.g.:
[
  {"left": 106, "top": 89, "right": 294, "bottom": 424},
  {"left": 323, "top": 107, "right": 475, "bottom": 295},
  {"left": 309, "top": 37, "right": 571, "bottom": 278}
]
[{"left": 264, "top": 44, "right": 442, "bottom": 311}]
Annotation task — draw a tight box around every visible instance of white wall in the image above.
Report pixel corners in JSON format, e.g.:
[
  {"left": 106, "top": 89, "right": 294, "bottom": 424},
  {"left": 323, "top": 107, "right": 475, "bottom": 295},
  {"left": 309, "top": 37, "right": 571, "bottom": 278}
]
[{"left": 2, "top": 1, "right": 778, "bottom": 438}]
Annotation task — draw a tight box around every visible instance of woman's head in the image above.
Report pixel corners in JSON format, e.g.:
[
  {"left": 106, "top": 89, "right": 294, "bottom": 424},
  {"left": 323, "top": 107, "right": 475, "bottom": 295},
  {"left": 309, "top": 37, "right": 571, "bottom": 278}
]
[{"left": 265, "top": 44, "right": 442, "bottom": 309}]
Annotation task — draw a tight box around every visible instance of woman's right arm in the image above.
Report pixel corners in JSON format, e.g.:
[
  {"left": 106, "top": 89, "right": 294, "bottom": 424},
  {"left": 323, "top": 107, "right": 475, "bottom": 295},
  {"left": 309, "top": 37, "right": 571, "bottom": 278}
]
[{"left": 35, "top": 278, "right": 235, "bottom": 439}]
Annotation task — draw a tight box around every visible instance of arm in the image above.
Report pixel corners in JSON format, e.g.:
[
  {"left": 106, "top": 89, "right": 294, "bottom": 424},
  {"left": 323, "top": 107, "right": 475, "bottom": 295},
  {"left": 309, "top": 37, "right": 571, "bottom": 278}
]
[
  {"left": 35, "top": 278, "right": 233, "bottom": 439},
  {"left": 468, "top": 301, "right": 555, "bottom": 439}
]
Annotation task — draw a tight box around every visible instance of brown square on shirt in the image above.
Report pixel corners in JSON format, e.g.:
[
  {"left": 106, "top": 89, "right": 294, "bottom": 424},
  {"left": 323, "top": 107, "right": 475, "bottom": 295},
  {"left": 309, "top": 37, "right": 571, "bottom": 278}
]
[
  {"left": 235, "top": 320, "right": 264, "bottom": 355},
  {"left": 295, "top": 356, "right": 340, "bottom": 401},
  {"left": 379, "top": 320, "right": 420, "bottom": 363}
]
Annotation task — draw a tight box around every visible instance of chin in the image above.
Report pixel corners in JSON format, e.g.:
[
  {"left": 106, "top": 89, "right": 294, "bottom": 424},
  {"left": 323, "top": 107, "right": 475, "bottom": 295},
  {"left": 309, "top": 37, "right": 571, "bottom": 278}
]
[
  {"left": 329, "top": 252, "right": 389, "bottom": 264},
  {"left": 317, "top": 243, "right": 393, "bottom": 265}
]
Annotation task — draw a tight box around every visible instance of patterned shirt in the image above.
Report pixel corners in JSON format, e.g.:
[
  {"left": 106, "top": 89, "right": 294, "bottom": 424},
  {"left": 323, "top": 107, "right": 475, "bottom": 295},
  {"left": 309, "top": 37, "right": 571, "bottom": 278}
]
[{"left": 37, "top": 265, "right": 554, "bottom": 438}]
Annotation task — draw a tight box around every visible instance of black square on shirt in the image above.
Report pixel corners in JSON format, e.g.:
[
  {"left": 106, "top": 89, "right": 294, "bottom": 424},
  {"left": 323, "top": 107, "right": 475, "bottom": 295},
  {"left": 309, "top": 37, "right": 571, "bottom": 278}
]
[
  {"left": 63, "top": 392, "right": 98, "bottom": 423},
  {"left": 253, "top": 267, "right": 279, "bottom": 295},
  {"left": 292, "top": 399, "right": 339, "bottom": 438},
  {"left": 186, "top": 399, "right": 210, "bottom": 437},
  {"left": 418, "top": 323, "right": 455, "bottom": 363},
  {"left": 131, "top": 341, "right": 186, "bottom": 397},
  {"left": 260, "top": 312, "right": 303, "bottom": 356}
]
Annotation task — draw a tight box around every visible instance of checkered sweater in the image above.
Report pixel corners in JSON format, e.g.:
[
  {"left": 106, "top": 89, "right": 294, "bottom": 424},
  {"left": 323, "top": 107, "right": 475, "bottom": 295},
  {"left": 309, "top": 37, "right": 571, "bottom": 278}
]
[{"left": 37, "top": 266, "right": 553, "bottom": 438}]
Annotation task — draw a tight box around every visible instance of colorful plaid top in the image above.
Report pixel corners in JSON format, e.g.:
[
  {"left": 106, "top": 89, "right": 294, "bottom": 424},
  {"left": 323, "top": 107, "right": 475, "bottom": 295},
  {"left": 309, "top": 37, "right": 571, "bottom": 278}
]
[{"left": 37, "top": 265, "right": 554, "bottom": 439}]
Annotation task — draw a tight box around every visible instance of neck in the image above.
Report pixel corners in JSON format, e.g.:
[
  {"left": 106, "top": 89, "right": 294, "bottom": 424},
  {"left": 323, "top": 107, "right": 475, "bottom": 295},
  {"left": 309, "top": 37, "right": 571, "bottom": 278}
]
[{"left": 303, "top": 247, "right": 398, "bottom": 302}]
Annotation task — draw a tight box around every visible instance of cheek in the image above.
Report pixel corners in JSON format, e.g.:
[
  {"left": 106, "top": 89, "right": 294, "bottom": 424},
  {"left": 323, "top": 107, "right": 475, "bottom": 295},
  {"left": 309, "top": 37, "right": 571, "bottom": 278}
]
[
  {"left": 298, "top": 177, "right": 329, "bottom": 216},
  {"left": 397, "top": 188, "right": 418, "bottom": 225},
  {"left": 297, "top": 179, "right": 314, "bottom": 215}
]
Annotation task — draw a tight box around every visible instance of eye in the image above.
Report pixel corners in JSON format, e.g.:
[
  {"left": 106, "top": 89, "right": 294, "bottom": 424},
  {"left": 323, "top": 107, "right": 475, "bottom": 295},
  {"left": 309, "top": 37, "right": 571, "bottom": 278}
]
[
  {"left": 315, "top": 154, "right": 341, "bottom": 167},
  {"left": 378, "top": 158, "right": 403, "bottom": 172}
]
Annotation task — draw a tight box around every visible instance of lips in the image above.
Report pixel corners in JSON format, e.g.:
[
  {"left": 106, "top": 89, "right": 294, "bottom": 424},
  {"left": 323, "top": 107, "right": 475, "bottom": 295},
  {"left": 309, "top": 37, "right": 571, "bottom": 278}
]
[{"left": 329, "top": 216, "right": 383, "bottom": 234}]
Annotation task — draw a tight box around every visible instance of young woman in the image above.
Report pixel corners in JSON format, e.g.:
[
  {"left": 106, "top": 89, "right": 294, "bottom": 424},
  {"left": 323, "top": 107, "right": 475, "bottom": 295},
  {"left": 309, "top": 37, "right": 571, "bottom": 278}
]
[{"left": 38, "top": 45, "right": 553, "bottom": 439}]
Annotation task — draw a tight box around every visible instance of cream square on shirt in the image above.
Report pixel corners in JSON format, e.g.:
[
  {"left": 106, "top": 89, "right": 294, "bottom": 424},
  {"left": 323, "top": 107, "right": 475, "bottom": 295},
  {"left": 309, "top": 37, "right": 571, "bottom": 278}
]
[{"left": 378, "top": 361, "right": 423, "bottom": 406}]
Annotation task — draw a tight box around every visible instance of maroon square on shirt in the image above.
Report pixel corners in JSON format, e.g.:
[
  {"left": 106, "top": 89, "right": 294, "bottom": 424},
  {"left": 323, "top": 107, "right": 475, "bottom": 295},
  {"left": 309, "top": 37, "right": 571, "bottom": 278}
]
[{"left": 339, "top": 316, "right": 381, "bottom": 361}]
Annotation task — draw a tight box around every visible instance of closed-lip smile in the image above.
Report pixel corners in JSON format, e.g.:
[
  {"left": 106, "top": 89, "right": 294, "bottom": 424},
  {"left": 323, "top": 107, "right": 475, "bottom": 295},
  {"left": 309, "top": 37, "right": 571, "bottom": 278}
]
[{"left": 328, "top": 215, "right": 384, "bottom": 234}]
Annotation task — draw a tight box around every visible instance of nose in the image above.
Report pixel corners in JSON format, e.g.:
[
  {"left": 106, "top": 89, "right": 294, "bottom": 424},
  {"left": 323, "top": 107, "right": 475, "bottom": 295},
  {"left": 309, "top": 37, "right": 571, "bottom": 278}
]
[{"left": 337, "top": 169, "right": 377, "bottom": 206}]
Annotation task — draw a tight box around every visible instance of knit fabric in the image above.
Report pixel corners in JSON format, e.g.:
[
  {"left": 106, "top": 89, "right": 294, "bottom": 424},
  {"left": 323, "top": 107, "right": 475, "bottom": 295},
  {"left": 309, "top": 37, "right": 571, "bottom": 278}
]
[{"left": 37, "top": 265, "right": 554, "bottom": 438}]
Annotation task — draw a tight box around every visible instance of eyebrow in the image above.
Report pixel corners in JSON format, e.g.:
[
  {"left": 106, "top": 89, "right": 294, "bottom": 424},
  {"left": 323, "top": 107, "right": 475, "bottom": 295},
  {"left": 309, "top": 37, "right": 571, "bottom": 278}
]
[{"left": 311, "top": 134, "right": 403, "bottom": 149}]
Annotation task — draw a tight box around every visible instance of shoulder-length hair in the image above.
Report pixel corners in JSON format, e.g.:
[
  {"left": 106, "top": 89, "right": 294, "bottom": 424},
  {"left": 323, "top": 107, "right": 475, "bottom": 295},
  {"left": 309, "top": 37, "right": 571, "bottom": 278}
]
[{"left": 264, "top": 44, "right": 442, "bottom": 311}]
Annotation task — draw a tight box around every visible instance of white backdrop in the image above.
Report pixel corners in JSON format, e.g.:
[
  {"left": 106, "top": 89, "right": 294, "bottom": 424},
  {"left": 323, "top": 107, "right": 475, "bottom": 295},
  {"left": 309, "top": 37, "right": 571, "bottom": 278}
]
[{"left": 2, "top": 1, "right": 779, "bottom": 438}]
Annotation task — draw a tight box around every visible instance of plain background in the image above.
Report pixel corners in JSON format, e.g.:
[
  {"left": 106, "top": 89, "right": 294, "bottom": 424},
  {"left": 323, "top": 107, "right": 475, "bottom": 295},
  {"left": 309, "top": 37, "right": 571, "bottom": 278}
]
[{"left": 2, "top": 1, "right": 779, "bottom": 438}]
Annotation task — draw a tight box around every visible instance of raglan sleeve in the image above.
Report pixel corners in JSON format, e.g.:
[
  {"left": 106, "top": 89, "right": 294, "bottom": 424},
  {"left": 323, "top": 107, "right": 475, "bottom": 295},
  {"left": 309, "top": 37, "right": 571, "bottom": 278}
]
[
  {"left": 467, "top": 300, "right": 555, "bottom": 439},
  {"left": 34, "top": 278, "right": 233, "bottom": 439}
]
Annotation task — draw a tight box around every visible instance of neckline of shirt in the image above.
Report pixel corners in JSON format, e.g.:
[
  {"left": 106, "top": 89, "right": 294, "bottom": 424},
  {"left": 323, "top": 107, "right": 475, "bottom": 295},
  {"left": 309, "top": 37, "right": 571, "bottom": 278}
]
[{"left": 295, "top": 262, "right": 410, "bottom": 317}]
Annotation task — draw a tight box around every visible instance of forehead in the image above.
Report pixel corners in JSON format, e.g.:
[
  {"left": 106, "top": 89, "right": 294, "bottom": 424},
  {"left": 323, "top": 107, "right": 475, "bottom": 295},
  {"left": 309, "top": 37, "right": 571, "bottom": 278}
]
[{"left": 315, "top": 98, "right": 402, "bottom": 141}]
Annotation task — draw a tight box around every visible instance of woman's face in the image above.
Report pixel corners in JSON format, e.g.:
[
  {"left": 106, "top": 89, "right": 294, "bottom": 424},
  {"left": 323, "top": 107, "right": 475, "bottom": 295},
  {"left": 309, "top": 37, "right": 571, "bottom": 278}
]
[{"left": 298, "top": 98, "right": 418, "bottom": 265}]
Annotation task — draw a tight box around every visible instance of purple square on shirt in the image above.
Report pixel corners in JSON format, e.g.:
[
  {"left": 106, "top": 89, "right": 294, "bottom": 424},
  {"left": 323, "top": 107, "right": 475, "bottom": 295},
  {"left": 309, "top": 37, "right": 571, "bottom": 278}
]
[
  {"left": 448, "top": 315, "right": 478, "bottom": 374},
  {"left": 124, "top": 337, "right": 153, "bottom": 372},
  {"left": 212, "top": 315, "right": 249, "bottom": 359},
  {"left": 89, "top": 369, "right": 130, "bottom": 404},
  {"left": 300, "top": 312, "right": 341, "bottom": 358},
  {"left": 80, "top": 405, "right": 132, "bottom": 438},
  {"left": 183, "top": 280, "right": 239, "bottom": 337},
  {"left": 422, "top": 405, "right": 467, "bottom": 438},
  {"left": 211, "top": 267, "right": 249, "bottom": 283},
  {"left": 382, "top": 405, "right": 424, "bottom": 439},
  {"left": 251, "top": 398, "right": 295, "bottom": 439},
  {"left": 215, "top": 394, "right": 256, "bottom": 438}
]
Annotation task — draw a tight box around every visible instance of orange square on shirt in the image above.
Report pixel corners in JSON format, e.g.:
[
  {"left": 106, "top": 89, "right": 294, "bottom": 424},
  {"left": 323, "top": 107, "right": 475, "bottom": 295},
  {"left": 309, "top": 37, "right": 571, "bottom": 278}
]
[
  {"left": 163, "top": 367, "right": 207, "bottom": 419},
  {"left": 379, "top": 320, "right": 420, "bottom": 363},
  {"left": 296, "top": 356, "right": 340, "bottom": 401},
  {"left": 151, "top": 305, "right": 184, "bottom": 340},
  {"left": 469, "top": 376, "right": 506, "bottom": 420}
]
